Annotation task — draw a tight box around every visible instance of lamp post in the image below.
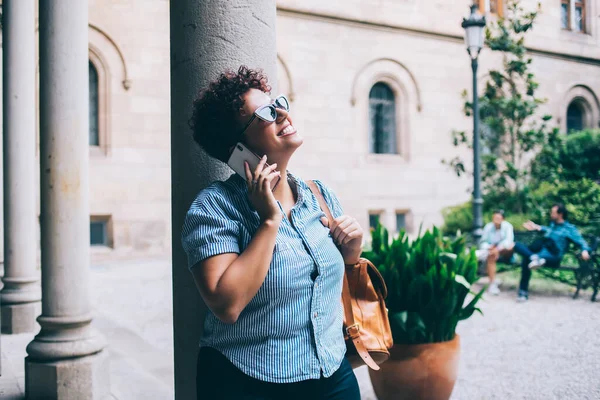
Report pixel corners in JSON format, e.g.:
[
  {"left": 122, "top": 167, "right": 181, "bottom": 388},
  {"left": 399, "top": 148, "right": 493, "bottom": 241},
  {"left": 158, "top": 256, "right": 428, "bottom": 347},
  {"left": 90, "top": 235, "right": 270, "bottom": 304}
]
[{"left": 462, "top": 4, "right": 486, "bottom": 242}]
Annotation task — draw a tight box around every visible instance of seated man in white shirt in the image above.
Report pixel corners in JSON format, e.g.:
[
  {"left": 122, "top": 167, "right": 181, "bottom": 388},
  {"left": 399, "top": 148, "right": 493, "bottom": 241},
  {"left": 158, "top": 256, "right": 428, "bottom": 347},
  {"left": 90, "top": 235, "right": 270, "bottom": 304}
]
[{"left": 476, "top": 210, "right": 515, "bottom": 295}]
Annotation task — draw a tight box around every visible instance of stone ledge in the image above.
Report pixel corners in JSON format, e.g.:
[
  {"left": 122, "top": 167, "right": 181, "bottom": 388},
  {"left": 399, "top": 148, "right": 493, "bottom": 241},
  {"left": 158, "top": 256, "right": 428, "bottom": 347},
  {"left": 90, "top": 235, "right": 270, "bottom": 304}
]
[
  {"left": 25, "top": 351, "right": 110, "bottom": 400},
  {"left": 1, "top": 303, "right": 41, "bottom": 334}
]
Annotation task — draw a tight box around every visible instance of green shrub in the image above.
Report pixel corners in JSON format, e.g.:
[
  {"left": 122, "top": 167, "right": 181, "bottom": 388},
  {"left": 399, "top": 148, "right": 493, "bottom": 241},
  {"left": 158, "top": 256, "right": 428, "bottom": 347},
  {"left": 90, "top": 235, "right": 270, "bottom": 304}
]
[
  {"left": 531, "top": 129, "right": 600, "bottom": 184},
  {"left": 561, "top": 130, "right": 600, "bottom": 181},
  {"left": 527, "top": 179, "right": 600, "bottom": 236},
  {"left": 442, "top": 201, "right": 531, "bottom": 234},
  {"left": 504, "top": 214, "right": 532, "bottom": 232},
  {"left": 483, "top": 188, "right": 530, "bottom": 216},
  {"left": 362, "top": 225, "right": 484, "bottom": 344},
  {"left": 441, "top": 202, "right": 472, "bottom": 235}
]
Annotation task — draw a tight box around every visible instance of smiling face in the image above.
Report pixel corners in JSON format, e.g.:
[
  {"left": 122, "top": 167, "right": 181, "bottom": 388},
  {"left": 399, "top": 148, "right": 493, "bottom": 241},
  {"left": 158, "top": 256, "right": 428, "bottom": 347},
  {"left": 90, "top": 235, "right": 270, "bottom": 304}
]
[
  {"left": 237, "top": 89, "right": 303, "bottom": 162},
  {"left": 492, "top": 212, "right": 504, "bottom": 228}
]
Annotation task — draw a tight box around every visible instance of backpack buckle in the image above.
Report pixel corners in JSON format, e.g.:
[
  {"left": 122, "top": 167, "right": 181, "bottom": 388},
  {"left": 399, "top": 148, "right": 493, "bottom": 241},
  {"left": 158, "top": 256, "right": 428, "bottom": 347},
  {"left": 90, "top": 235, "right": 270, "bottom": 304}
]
[{"left": 345, "top": 323, "right": 361, "bottom": 339}]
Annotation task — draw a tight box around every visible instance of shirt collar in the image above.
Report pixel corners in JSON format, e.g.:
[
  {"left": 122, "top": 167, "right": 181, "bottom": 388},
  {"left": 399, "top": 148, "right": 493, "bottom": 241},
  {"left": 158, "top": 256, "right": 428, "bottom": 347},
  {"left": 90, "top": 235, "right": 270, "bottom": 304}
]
[
  {"left": 228, "top": 170, "right": 307, "bottom": 208},
  {"left": 286, "top": 171, "right": 306, "bottom": 209}
]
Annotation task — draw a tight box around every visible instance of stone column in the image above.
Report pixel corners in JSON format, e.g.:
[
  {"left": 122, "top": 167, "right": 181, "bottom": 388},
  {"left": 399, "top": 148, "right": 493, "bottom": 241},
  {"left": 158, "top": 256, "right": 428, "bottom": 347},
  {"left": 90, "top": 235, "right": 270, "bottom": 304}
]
[
  {"left": 25, "top": 1, "right": 109, "bottom": 399},
  {"left": 170, "top": 1, "right": 277, "bottom": 398},
  {"left": 0, "top": 0, "right": 41, "bottom": 334}
]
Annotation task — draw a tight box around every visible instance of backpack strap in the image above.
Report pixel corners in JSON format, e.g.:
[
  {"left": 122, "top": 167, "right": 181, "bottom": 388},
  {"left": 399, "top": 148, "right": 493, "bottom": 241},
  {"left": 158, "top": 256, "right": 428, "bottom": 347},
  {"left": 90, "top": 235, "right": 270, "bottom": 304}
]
[{"left": 306, "top": 180, "right": 380, "bottom": 370}]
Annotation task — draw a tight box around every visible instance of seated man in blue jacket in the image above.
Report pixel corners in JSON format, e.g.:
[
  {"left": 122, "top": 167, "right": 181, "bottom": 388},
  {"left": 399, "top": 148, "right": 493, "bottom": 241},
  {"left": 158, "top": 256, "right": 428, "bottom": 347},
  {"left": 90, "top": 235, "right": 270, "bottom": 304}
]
[{"left": 511, "top": 203, "right": 591, "bottom": 302}]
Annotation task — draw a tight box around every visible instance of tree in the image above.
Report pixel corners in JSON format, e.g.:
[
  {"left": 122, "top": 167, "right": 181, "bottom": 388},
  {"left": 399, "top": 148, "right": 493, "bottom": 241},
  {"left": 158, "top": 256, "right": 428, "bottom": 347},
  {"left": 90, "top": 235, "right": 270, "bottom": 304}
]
[
  {"left": 531, "top": 129, "right": 600, "bottom": 184},
  {"left": 444, "top": 0, "right": 557, "bottom": 213},
  {"left": 528, "top": 129, "right": 600, "bottom": 236}
]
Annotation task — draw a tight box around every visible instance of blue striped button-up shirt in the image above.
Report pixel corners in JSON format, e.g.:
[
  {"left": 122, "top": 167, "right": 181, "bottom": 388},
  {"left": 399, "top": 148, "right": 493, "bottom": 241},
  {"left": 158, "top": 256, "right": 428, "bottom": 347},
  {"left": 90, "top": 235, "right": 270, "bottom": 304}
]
[{"left": 181, "top": 172, "right": 346, "bottom": 383}]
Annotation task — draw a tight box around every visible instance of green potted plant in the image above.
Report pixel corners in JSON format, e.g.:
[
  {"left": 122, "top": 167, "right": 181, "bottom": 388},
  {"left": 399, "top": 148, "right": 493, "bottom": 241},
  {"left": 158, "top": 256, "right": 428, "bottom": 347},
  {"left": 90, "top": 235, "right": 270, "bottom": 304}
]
[{"left": 363, "top": 225, "right": 484, "bottom": 400}]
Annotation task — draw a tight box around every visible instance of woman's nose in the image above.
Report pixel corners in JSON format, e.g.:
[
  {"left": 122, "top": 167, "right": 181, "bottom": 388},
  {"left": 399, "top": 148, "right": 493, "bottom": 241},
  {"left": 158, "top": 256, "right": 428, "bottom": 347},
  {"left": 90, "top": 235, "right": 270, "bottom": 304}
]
[{"left": 275, "top": 107, "right": 289, "bottom": 123}]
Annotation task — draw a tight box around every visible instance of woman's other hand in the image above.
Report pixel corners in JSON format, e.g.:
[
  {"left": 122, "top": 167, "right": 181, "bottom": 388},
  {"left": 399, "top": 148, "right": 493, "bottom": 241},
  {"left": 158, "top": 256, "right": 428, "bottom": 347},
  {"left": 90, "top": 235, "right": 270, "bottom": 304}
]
[
  {"left": 322, "top": 215, "right": 364, "bottom": 265},
  {"left": 244, "top": 156, "right": 281, "bottom": 223}
]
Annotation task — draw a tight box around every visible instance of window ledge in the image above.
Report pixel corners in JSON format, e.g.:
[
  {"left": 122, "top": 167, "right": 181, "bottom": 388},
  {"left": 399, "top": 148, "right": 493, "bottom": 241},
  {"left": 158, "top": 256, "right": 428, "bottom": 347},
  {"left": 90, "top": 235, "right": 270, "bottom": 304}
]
[
  {"left": 91, "top": 245, "right": 113, "bottom": 254},
  {"left": 365, "top": 153, "right": 408, "bottom": 165},
  {"left": 90, "top": 145, "right": 108, "bottom": 157},
  {"left": 559, "top": 29, "right": 593, "bottom": 43}
]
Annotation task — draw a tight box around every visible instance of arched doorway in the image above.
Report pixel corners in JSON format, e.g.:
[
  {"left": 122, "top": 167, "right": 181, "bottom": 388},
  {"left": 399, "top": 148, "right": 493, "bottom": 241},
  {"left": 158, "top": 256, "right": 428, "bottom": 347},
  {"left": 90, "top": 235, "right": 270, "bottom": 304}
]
[{"left": 566, "top": 100, "right": 586, "bottom": 133}]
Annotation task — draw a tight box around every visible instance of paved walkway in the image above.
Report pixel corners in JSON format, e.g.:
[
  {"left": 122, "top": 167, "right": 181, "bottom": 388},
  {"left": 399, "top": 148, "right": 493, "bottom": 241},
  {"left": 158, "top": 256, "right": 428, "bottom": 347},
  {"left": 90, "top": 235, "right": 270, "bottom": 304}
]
[{"left": 2, "top": 258, "right": 599, "bottom": 399}]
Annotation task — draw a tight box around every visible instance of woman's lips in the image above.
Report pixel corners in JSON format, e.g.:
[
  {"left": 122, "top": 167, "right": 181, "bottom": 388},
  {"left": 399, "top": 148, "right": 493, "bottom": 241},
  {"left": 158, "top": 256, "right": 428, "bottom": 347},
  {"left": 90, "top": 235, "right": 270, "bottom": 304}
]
[{"left": 278, "top": 125, "right": 297, "bottom": 137}]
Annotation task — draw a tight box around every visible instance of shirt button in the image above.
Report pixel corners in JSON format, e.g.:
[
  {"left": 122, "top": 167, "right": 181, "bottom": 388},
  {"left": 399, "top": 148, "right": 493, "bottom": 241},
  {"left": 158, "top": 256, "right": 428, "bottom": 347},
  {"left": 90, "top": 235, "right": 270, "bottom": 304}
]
[{"left": 314, "top": 312, "right": 318, "bottom": 318}]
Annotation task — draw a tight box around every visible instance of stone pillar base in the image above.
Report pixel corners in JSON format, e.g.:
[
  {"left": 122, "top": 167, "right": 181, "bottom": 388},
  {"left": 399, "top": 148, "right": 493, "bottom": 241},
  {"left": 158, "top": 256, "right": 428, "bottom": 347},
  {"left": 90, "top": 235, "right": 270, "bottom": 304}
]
[
  {"left": 1, "top": 302, "right": 41, "bottom": 334},
  {"left": 25, "top": 351, "right": 110, "bottom": 400}
]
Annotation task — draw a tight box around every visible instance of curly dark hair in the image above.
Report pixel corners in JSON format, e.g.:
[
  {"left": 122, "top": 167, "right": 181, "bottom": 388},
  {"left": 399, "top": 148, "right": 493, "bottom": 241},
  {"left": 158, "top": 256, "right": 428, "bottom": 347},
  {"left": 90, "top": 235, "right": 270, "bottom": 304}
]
[{"left": 189, "top": 66, "right": 271, "bottom": 162}]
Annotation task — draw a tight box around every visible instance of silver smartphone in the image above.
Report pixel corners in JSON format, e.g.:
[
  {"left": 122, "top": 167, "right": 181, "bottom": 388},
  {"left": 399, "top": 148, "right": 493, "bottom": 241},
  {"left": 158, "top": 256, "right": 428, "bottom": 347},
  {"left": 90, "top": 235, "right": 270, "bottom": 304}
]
[{"left": 227, "top": 142, "right": 281, "bottom": 191}]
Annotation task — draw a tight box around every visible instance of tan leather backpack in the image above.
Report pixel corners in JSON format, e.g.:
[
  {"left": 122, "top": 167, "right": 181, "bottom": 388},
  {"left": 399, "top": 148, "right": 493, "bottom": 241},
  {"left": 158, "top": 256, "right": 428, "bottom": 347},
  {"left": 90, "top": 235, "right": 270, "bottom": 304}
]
[{"left": 307, "top": 181, "right": 393, "bottom": 370}]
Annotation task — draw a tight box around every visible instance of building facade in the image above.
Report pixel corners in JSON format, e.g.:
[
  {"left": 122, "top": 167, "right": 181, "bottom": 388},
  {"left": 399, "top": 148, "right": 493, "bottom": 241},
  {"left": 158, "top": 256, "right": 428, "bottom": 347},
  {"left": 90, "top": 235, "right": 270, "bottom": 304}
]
[
  {"left": 275, "top": 0, "right": 600, "bottom": 236},
  {"left": 4, "top": 0, "right": 599, "bottom": 260}
]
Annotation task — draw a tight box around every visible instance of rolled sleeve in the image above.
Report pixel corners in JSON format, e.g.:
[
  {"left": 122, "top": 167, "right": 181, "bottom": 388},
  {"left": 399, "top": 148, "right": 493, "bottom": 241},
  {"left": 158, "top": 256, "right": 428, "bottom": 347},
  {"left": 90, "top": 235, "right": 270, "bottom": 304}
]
[
  {"left": 568, "top": 226, "right": 590, "bottom": 252},
  {"left": 181, "top": 204, "right": 241, "bottom": 270}
]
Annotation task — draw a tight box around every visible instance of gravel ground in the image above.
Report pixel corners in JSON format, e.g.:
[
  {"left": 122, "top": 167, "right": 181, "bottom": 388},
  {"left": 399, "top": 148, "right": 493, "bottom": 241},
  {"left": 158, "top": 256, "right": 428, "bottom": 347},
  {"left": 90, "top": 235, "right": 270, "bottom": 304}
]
[
  {"left": 4, "top": 259, "right": 598, "bottom": 399},
  {"left": 92, "top": 260, "right": 600, "bottom": 400},
  {"left": 353, "top": 279, "right": 600, "bottom": 400},
  {"left": 449, "top": 286, "right": 600, "bottom": 400}
]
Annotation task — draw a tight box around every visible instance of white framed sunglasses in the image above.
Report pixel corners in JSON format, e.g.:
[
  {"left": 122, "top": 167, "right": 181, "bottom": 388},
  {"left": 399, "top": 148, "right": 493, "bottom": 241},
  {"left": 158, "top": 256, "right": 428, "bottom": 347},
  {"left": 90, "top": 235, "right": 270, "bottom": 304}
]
[{"left": 239, "top": 95, "right": 290, "bottom": 136}]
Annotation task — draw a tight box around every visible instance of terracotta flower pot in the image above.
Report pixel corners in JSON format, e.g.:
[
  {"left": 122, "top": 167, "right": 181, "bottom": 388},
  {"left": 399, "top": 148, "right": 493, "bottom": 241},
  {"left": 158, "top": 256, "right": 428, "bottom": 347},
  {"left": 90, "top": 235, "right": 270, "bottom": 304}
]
[{"left": 369, "top": 335, "right": 460, "bottom": 400}]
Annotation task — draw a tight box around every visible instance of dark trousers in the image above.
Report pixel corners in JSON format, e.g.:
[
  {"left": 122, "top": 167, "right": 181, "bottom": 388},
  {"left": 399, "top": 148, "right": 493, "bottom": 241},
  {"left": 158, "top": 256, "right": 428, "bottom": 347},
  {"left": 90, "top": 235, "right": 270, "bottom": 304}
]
[
  {"left": 513, "top": 242, "right": 561, "bottom": 292},
  {"left": 196, "top": 347, "right": 361, "bottom": 400}
]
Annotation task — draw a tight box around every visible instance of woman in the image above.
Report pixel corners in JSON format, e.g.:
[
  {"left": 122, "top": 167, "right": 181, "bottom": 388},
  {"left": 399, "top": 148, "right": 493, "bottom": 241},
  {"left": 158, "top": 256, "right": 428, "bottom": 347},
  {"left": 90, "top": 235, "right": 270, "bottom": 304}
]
[{"left": 182, "top": 66, "right": 363, "bottom": 399}]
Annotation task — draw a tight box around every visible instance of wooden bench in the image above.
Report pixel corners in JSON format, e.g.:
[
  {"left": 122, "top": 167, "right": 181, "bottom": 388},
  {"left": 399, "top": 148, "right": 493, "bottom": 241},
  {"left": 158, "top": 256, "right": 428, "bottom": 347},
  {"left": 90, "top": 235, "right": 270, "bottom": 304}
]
[{"left": 480, "top": 231, "right": 600, "bottom": 302}]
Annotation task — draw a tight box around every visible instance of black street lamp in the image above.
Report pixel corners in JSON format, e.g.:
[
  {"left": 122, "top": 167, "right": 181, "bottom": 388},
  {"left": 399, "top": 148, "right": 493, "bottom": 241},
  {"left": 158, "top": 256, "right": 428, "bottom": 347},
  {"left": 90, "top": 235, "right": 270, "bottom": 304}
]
[{"left": 462, "top": 4, "right": 486, "bottom": 242}]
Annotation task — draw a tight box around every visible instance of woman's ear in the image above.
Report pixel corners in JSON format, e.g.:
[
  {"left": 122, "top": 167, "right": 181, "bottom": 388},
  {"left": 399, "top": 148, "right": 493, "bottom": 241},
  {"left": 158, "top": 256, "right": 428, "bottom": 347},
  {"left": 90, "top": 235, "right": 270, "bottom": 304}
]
[{"left": 238, "top": 106, "right": 249, "bottom": 118}]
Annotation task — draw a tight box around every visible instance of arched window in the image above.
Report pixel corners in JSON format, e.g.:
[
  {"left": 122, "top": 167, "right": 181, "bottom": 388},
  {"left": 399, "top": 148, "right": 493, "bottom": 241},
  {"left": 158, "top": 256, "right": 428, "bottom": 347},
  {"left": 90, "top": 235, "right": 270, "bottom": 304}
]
[
  {"left": 89, "top": 61, "right": 99, "bottom": 146},
  {"left": 561, "top": 0, "right": 586, "bottom": 32},
  {"left": 369, "top": 83, "right": 397, "bottom": 154},
  {"left": 566, "top": 101, "right": 585, "bottom": 133}
]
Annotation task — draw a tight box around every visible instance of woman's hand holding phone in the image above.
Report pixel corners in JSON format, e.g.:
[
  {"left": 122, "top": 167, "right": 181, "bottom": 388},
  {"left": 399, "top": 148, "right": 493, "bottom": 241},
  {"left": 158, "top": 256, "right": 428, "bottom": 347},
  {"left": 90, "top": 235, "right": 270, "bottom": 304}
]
[{"left": 244, "top": 155, "right": 282, "bottom": 223}]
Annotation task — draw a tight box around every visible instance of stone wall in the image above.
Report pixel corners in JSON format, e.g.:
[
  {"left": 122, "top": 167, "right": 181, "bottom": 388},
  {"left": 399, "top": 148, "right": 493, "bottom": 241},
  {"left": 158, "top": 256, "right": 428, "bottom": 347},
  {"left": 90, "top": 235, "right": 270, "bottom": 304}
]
[
  {"left": 276, "top": 9, "right": 473, "bottom": 232},
  {"left": 2, "top": 0, "right": 598, "bottom": 261},
  {"left": 275, "top": 0, "right": 600, "bottom": 234},
  {"left": 86, "top": 0, "right": 171, "bottom": 258}
]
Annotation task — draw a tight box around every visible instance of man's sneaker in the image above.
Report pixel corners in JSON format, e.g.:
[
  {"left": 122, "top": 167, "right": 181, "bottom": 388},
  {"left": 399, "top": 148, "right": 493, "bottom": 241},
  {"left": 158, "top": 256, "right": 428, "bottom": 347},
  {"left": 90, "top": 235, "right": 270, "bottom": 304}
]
[
  {"left": 517, "top": 290, "right": 528, "bottom": 303},
  {"left": 528, "top": 255, "right": 546, "bottom": 269},
  {"left": 488, "top": 282, "right": 501, "bottom": 296}
]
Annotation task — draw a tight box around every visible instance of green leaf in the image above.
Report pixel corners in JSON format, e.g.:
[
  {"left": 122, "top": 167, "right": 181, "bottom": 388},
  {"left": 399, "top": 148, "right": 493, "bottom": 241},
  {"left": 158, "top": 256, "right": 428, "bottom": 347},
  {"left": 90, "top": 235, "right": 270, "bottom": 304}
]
[
  {"left": 459, "top": 287, "right": 486, "bottom": 321},
  {"left": 454, "top": 274, "right": 471, "bottom": 290}
]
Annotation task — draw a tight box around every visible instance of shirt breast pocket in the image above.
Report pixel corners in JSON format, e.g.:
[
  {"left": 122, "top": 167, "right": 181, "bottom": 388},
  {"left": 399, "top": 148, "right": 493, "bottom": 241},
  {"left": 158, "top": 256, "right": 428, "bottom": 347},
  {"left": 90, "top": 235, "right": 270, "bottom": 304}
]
[
  {"left": 307, "top": 209, "right": 330, "bottom": 232},
  {"left": 273, "top": 241, "right": 292, "bottom": 254}
]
